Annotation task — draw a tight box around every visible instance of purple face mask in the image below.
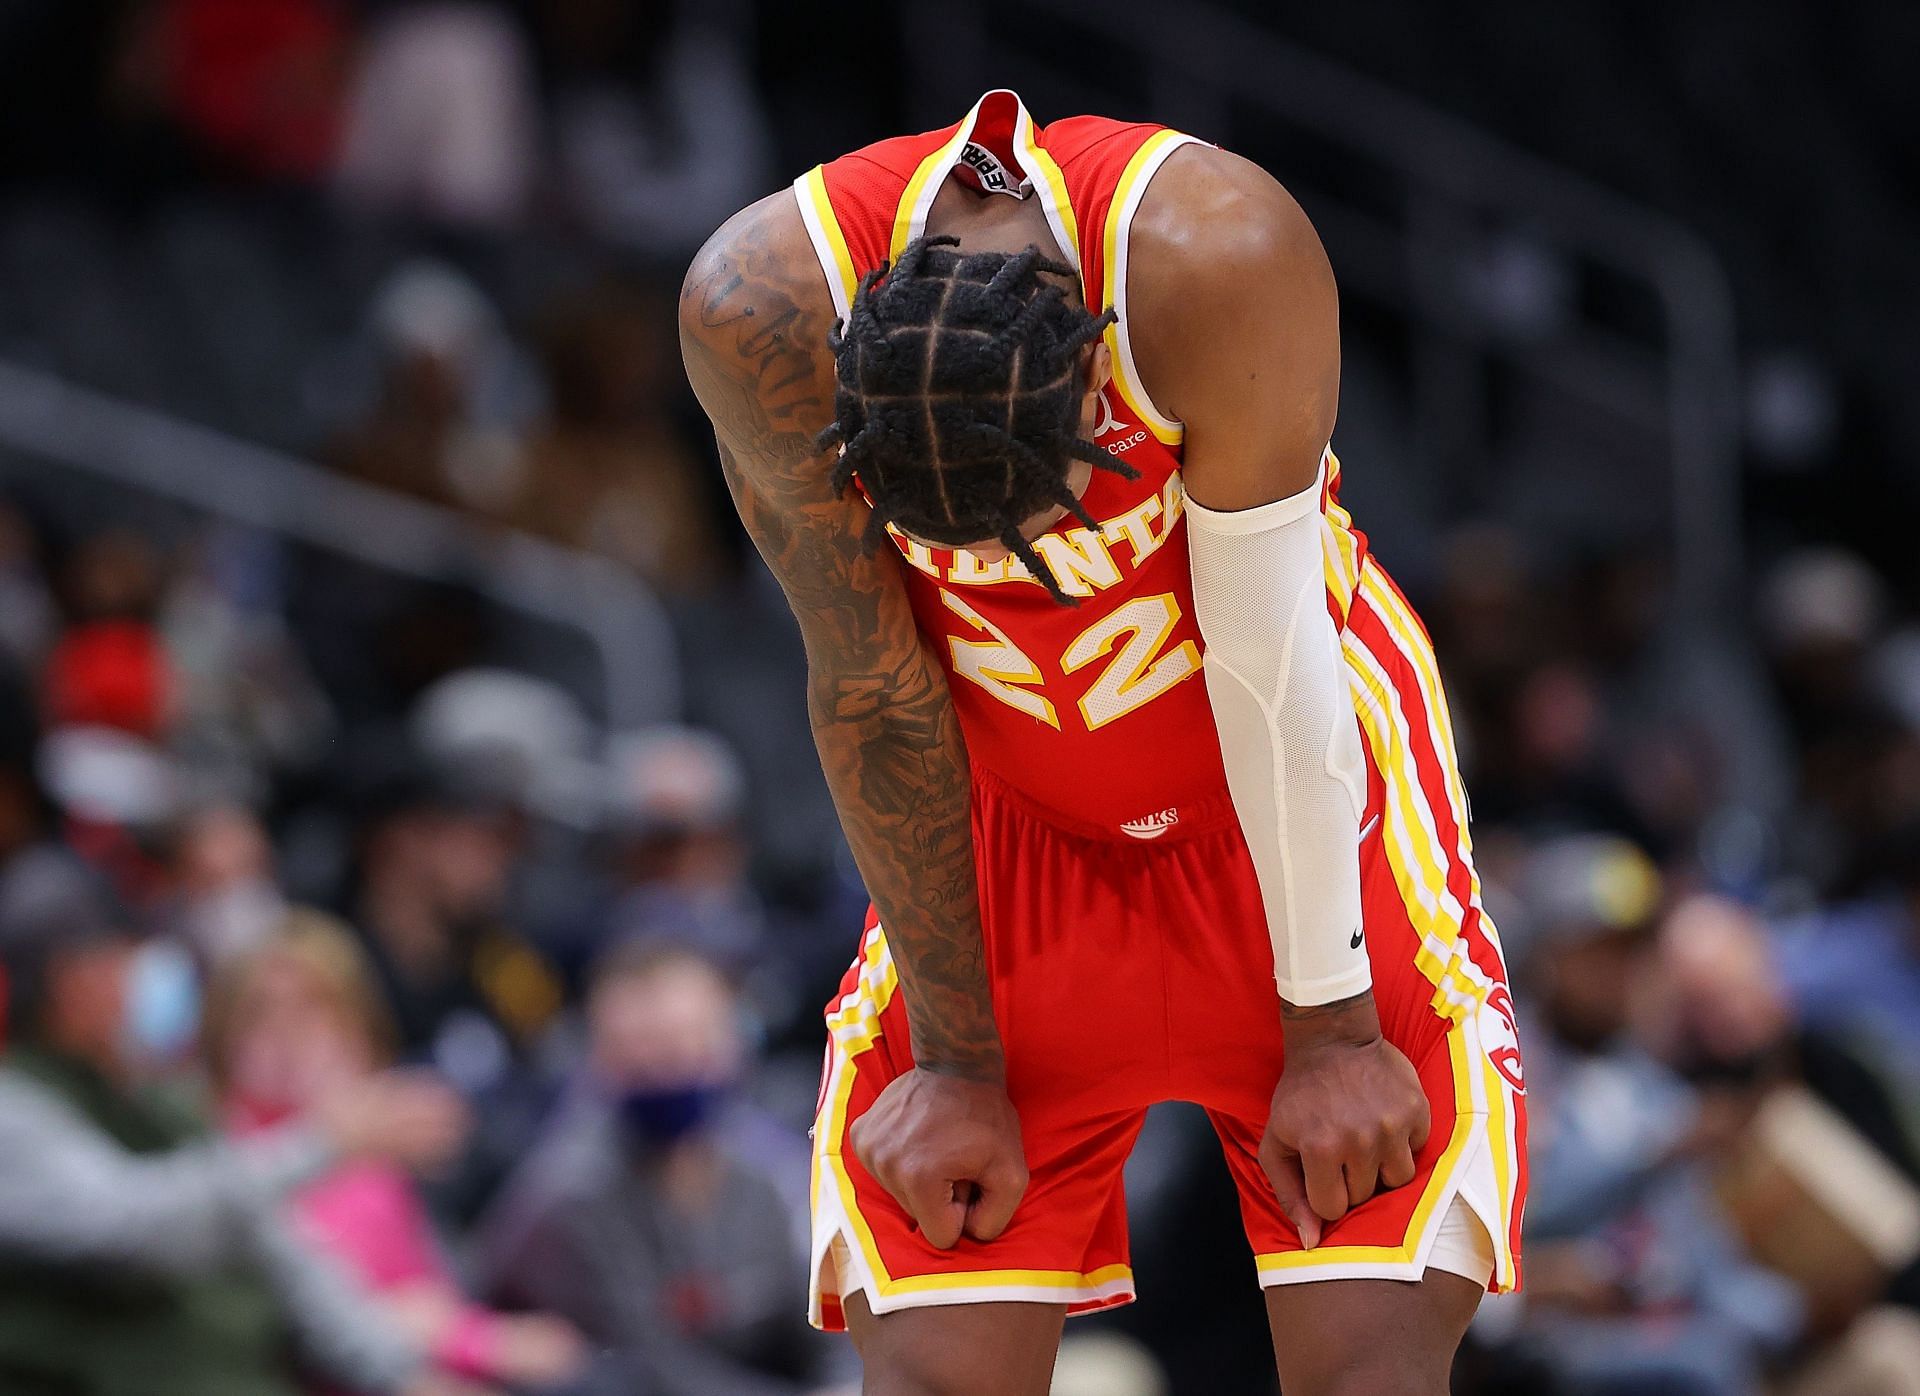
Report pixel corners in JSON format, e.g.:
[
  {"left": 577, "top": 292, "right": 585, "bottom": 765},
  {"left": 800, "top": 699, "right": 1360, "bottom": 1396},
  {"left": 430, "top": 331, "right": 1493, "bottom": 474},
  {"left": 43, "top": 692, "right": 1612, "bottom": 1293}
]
[{"left": 617, "top": 1082, "right": 724, "bottom": 1149}]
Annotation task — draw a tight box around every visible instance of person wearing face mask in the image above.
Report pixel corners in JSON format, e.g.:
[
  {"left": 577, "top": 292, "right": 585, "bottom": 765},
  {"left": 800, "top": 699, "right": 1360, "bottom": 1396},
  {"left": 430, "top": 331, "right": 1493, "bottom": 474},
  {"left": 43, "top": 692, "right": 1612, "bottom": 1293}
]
[
  {"left": 0, "top": 845, "right": 476, "bottom": 1396},
  {"left": 1478, "top": 840, "right": 1804, "bottom": 1396},
  {"left": 479, "top": 941, "right": 855, "bottom": 1396}
]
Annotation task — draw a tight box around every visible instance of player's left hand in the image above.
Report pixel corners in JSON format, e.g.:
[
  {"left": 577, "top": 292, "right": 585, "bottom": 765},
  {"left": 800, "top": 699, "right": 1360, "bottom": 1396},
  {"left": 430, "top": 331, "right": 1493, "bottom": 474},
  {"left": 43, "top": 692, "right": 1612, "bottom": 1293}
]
[{"left": 1259, "top": 993, "right": 1430, "bottom": 1248}]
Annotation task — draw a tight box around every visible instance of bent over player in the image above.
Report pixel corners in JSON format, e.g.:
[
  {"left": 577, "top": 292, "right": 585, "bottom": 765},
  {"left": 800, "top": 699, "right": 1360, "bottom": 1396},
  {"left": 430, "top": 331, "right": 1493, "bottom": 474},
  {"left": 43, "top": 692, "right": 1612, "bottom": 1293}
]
[{"left": 679, "top": 91, "right": 1526, "bottom": 1395}]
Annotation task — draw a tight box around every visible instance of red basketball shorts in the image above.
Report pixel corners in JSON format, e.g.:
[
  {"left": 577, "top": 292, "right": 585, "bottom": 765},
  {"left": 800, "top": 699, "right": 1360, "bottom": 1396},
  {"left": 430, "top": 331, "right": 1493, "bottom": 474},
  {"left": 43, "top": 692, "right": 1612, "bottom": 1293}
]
[{"left": 808, "top": 592, "right": 1527, "bottom": 1328}]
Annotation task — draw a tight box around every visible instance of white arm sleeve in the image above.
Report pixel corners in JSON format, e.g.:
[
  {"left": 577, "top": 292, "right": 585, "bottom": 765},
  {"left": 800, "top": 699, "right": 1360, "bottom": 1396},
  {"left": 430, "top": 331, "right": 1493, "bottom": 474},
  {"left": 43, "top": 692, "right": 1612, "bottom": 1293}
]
[{"left": 1187, "top": 463, "right": 1371, "bottom": 1005}]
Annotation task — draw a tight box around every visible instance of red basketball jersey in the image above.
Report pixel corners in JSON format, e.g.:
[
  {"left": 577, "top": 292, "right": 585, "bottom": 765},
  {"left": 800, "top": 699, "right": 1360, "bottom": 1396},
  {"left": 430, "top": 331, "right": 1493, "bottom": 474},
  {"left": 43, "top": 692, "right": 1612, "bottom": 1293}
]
[
  {"left": 796, "top": 96, "right": 1529, "bottom": 1310},
  {"left": 792, "top": 90, "right": 1375, "bottom": 839}
]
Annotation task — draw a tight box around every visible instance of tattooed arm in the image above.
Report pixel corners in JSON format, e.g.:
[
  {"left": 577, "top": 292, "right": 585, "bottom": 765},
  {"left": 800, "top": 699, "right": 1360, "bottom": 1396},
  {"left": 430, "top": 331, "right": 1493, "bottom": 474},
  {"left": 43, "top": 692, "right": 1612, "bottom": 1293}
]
[
  {"left": 677, "top": 192, "right": 1002, "bottom": 1082},
  {"left": 680, "top": 194, "right": 1028, "bottom": 1248}
]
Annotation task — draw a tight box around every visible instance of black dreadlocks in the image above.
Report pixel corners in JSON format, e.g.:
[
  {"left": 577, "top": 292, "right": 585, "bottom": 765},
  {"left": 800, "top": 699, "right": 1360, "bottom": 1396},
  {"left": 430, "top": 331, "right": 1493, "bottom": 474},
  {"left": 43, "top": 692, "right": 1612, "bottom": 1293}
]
[{"left": 815, "top": 235, "right": 1137, "bottom": 605}]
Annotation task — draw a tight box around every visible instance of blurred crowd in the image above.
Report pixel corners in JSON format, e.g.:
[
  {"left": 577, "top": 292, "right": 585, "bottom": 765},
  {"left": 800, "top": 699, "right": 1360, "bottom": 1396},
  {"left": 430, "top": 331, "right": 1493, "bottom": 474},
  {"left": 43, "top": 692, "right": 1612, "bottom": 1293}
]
[
  {"left": 0, "top": 526, "right": 865, "bottom": 1395},
  {"left": 13, "top": 489, "right": 1920, "bottom": 1396},
  {"left": 2, "top": 3, "right": 1920, "bottom": 1396}
]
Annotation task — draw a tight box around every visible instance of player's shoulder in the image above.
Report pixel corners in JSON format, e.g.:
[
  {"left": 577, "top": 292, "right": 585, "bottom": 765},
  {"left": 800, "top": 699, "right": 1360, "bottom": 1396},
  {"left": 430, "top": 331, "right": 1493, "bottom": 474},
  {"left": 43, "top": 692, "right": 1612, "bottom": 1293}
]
[
  {"left": 1124, "top": 141, "right": 1340, "bottom": 489},
  {"left": 678, "top": 188, "right": 834, "bottom": 350},
  {"left": 678, "top": 188, "right": 840, "bottom": 465},
  {"left": 1124, "top": 141, "right": 1337, "bottom": 405},
  {"left": 678, "top": 187, "right": 839, "bottom": 410},
  {"left": 1129, "top": 142, "right": 1329, "bottom": 291}
]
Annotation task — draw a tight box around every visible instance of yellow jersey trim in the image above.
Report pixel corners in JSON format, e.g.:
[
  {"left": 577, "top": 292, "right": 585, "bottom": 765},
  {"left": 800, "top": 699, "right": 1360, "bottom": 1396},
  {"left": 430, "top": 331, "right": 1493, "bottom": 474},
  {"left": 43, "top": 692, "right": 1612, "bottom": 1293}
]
[
  {"left": 1253, "top": 1025, "right": 1484, "bottom": 1273},
  {"left": 793, "top": 166, "right": 860, "bottom": 323},
  {"left": 1100, "top": 128, "right": 1200, "bottom": 445},
  {"left": 814, "top": 926, "right": 1139, "bottom": 1303},
  {"left": 890, "top": 96, "right": 991, "bottom": 262},
  {"left": 1012, "top": 102, "right": 1081, "bottom": 271}
]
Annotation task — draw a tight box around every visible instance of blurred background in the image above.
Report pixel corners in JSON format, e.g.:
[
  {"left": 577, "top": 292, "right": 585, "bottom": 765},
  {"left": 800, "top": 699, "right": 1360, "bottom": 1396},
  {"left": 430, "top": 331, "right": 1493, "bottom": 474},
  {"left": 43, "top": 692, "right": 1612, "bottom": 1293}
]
[{"left": 0, "top": 1, "right": 1917, "bottom": 1393}]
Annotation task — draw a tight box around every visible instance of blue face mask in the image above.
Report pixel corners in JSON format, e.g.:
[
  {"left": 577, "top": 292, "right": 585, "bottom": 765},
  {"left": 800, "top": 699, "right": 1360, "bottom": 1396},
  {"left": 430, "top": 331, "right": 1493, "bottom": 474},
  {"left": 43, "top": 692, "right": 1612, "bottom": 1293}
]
[
  {"left": 120, "top": 942, "right": 201, "bottom": 1066},
  {"left": 617, "top": 1082, "right": 724, "bottom": 1149}
]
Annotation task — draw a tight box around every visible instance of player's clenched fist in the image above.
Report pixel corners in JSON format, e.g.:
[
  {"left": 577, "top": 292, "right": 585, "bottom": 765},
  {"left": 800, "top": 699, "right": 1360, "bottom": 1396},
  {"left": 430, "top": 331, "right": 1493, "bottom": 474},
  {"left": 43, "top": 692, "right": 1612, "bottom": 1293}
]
[
  {"left": 851, "top": 1067, "right": 1030, "bottom": 1250},
  {"left": 1260, "top": 1025, "right": 1430, "bottom": 1249}
]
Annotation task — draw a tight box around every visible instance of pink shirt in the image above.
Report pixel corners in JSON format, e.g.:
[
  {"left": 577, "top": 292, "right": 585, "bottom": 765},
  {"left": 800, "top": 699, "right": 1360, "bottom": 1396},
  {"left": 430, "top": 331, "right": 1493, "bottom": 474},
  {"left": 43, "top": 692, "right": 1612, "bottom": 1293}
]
[{"left": 229, "top": 1102, "right": 504, "bottom": 1381}]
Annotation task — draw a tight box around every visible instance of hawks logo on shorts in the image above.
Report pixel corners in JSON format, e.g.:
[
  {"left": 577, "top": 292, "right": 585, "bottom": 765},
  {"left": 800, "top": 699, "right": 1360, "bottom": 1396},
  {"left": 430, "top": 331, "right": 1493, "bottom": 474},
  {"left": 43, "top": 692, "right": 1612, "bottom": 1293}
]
[
  {"left": 1481, "top": 984, "right": 1526, "bottom": 1095},
  {"left": 1118, "top": 807, "right": 1179, "bottom": 840}
]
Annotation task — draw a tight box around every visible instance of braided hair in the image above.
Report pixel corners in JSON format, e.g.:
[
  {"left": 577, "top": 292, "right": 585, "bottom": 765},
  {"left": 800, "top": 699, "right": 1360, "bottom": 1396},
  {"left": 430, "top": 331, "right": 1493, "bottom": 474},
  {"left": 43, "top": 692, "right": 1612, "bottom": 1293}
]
[{"left": 815, "top": 235, "right": 1137, "bottom": 605}]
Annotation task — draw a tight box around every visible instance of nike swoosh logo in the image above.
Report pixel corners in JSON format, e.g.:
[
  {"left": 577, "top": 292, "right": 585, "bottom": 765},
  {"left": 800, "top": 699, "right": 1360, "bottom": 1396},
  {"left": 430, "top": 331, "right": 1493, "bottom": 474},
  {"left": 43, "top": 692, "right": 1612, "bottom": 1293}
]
[{"left": 1352, "top": 816, "right": 1381, "bottom": 951}]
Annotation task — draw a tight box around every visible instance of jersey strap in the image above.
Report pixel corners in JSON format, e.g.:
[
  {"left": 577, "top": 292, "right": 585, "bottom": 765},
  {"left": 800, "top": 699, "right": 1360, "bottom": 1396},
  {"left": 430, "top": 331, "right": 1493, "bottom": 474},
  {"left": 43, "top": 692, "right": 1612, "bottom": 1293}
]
[
  {"left": 792, "top": 88, "right": 1207, "bottom": 444},
  {"left": 1042, "top": 117, "right": 1205, "bottom": 446},
  {"left": 792, "top": 90, "right": 1018, "bottom": 321}
]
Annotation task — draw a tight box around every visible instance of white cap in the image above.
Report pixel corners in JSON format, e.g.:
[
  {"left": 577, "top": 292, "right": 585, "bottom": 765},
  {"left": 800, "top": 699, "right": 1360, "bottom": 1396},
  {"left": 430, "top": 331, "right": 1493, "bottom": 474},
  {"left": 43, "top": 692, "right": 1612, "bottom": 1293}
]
[
  {"left": 410, "top": 667, "right": 599, "bottom": 826},
  {"left": 604, "top": 725, "right": 746, "bottom": 836},
  {"left": 370, "top": 258, "right": 500, "bottom": 366},
  {"left": 38, "top": 724, "right": 180, "bottom": 827}
]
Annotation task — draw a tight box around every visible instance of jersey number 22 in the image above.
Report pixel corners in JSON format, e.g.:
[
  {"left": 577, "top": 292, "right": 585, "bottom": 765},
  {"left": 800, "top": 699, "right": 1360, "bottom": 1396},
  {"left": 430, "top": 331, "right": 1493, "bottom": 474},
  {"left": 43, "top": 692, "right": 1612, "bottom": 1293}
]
[{"left": 941, "top": 589, "right": 1201, "bottom": 732}]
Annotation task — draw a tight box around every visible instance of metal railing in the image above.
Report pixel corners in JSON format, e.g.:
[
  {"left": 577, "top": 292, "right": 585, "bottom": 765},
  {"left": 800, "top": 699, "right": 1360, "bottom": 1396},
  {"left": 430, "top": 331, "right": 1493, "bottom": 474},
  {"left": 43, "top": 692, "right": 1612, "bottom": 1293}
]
[
  {"left": 0, "top": 358, "right": 681, "bottom": 729},
  {"left": 902, "top": 0, "right": 1743, "bottom": 624}
]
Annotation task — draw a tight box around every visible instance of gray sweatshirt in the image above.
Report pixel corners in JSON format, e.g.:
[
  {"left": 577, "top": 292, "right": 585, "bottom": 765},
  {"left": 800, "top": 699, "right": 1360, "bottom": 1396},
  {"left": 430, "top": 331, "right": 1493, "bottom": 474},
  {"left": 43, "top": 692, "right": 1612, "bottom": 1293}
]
[{"left": 0, "top": 1066, "right": 423, "bottom": 1394}]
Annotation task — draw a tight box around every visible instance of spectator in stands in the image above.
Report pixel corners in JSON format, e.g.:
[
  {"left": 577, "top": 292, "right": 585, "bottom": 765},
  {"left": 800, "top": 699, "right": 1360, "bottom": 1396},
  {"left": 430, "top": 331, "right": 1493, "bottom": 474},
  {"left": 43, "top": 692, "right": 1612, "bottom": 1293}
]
[
  {"left": 479, "top": 942, "right": 843, "bottom": 1395},
  {"left": 207, "top": 909, "right": 590, "bottom": 1393},
  {"left": 1511, "top": 836, "right": 1689, "bottom": 1232},
  {"left": 345, "top": 744, "right": 561, "bottom": 1073},
  {"left": 1461, "top": 655, "right": 1652, "bottom": 846},
  {"left": 344, "top": 741, "right": 566, "bottom": 1221},
  {"left": 34, "top": 525, "right": 181, "bottom": 901},
  {"left": 507, "top": 279, "right": 724, "bottom": 590},
  {"left": 333, "top": 1, "right": 539, "bottom": 228},
  {"left": 410, "top": 667, "right": 602, "bottom": 835},
  {"left": 0, "top": 846, "right": 469, "bottom": 1396},
  {"left": 330, "top": 260, "right": 534, "bottom": 520},
  {"left": 119, "top": 0, "right": 354, "bottom": 184},
  {"left": 1493, "top": 836, "right": 1803, "bottom": 1396},
  {"left": 595, "top": 725, "right": 765, "bottom": 973},
  {"left": 1654, "top": 892, "right": 1920, "bottom": 1199},
  {"left": 1759, "top": 547, "right": 1917, "bottom": 886},
  {"left": 530, "top": 0, "right": 772, "bottom": 253},
  {"left": 161, "top": 524, "right": 337, "bottom": 803},
  {"left": 34, "top": 721, "right": 183, "bottom": 907},
  {"left": 44, "top": 526, "right": 172, "bottom": 742},
  {"left": 166, "top": 801, "right": 288, "bottom": 967},
  {"left": 1774, "top": 821, "right": 1920, "bottom": 1089},
  {"left": 1761, "top": 547, "right": 1888, "bottom": 756},
  {"left": 1651, "top": 895, "right": 1920, "bottom": 1392}
]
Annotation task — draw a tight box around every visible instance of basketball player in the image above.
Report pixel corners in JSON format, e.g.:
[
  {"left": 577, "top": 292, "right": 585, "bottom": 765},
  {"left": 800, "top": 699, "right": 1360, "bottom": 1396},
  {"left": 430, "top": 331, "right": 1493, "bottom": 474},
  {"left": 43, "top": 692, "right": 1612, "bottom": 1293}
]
[{"left": 679, "top": 91, "right": 1526, "bottom": 1395}]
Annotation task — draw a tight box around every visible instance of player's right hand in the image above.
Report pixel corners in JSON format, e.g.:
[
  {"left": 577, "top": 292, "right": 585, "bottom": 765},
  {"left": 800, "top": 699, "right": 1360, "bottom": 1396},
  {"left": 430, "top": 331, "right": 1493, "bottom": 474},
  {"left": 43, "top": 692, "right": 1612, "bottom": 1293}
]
[{"left": 850, "top": 1067, "right": 1029, "bottom": 1249}]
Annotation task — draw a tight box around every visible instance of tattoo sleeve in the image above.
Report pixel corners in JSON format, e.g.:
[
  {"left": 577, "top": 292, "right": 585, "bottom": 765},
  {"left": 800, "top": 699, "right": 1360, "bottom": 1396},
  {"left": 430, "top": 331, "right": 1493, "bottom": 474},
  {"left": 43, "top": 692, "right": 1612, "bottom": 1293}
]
[{"left": 678, "top": 195, "right": 1004, "bottom": 1080}]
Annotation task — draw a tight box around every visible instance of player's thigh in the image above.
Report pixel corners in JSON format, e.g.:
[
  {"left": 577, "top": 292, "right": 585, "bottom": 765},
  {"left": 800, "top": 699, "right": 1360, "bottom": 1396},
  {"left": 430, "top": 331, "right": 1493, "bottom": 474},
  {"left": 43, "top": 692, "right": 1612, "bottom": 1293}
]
[
  {"left": 845, "top": 1289, "right": 1066, "bottom": 1396},
  {"left": 1264, "top": 1270, "right": 1482, "bottom": 1396}
]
